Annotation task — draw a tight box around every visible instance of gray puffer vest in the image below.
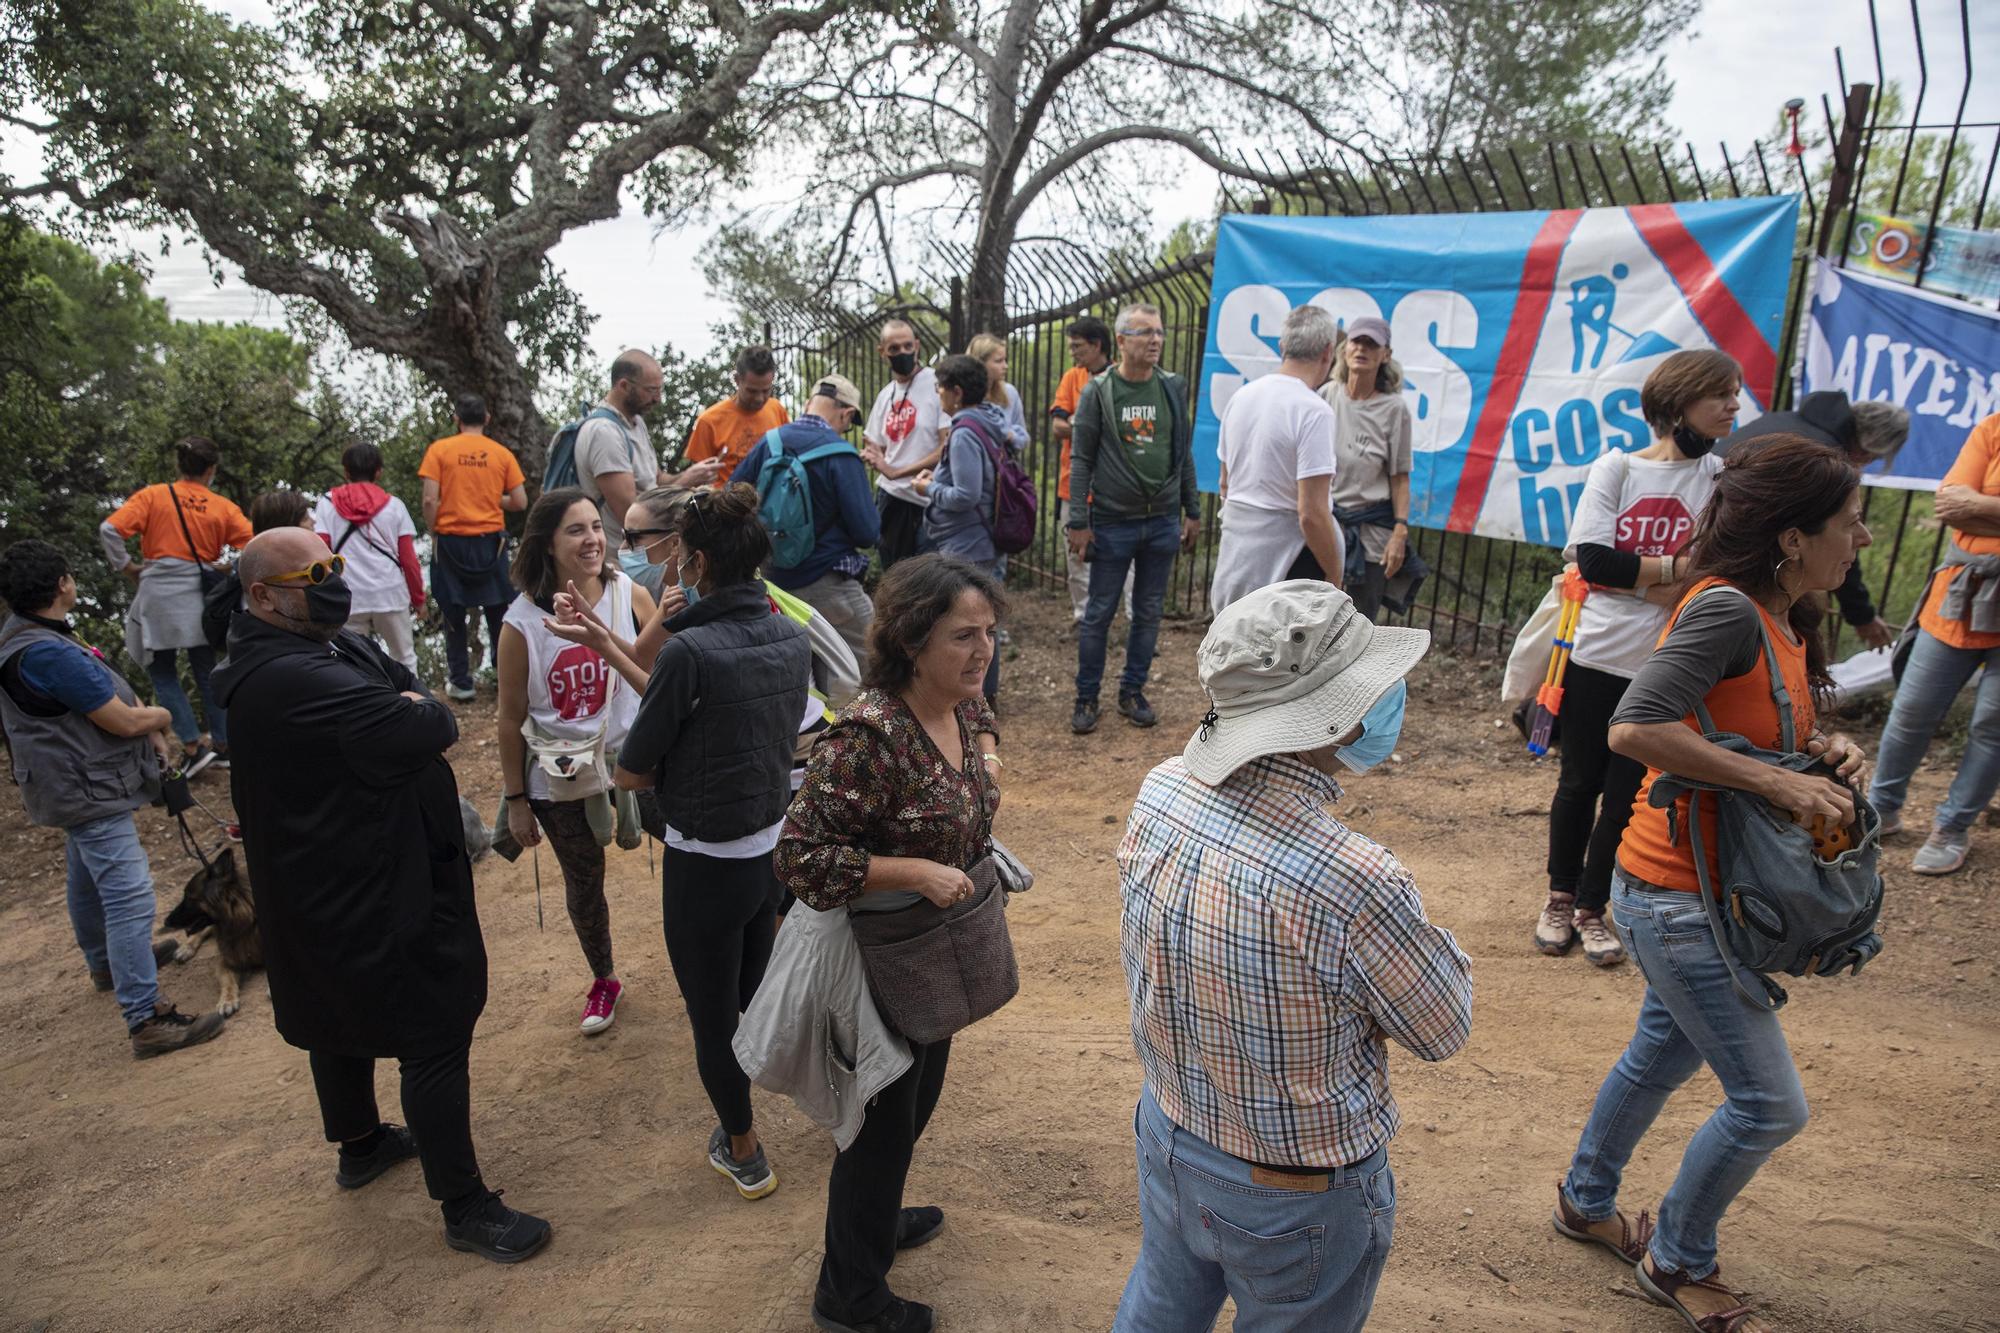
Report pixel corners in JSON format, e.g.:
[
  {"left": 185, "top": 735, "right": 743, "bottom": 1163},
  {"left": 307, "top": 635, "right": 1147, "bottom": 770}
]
[
  {"left": 0, "top": 615, "right": 163, "bottom": 829},
  {"left": 620, "top": 582, "right": 810, "bottom": 843}
]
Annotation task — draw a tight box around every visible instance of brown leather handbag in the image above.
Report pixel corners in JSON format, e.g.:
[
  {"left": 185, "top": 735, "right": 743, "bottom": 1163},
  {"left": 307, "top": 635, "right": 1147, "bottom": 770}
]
[{"left": 849, "top": 851, "right": 1020, "bottom": 1044}]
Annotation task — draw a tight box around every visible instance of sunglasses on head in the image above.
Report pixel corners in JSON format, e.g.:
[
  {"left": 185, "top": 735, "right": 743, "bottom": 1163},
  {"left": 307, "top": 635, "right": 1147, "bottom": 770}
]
[{"left": 264, "top": 554, "right": 346, "bottom": 586}]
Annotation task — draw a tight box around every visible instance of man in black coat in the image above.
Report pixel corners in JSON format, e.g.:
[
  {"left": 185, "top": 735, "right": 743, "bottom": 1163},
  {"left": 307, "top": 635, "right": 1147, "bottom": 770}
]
[
  {"left": 1722, "top": 389, "right": 1911, "bottom": 649},
  {"left": 212, "top": 526, "right": 550, "bottom": 1264}
]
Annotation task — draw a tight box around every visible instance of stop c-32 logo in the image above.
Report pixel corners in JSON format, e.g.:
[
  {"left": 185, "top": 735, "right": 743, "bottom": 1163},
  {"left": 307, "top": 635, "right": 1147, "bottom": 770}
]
[
  {"left": 1615, "top": 496, "right": 1695, "bottom": 556},
  {"left": 548, "top": 645, "right": 609, "bottom": 720}
]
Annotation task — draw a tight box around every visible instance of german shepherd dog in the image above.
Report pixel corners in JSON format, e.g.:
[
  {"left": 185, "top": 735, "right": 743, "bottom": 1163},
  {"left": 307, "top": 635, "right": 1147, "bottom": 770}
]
[{"left": 153, "top": 849, "right": 262, "bottom": 1017}]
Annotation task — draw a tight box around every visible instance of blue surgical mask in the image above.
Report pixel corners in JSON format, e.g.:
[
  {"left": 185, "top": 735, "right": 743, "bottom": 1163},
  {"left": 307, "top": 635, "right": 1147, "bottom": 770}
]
[
  {"left": 617, "top": 548, "right": 654, "bottom": 581},
  {"left": 678, "top": 555, "right": 702, "bottom": 607},
  {"left": 1337, "top": 680, "right": 1407, "bottom": 774}
]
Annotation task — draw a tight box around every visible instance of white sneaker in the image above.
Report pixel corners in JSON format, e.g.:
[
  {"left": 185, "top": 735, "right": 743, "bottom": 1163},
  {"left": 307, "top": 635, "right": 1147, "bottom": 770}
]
[
  {"left": 1912, "top": 829, "right": 1969, "bottom": 876},
  {"left": 445, "top": 683, "right": 476, "bottom": 702}
]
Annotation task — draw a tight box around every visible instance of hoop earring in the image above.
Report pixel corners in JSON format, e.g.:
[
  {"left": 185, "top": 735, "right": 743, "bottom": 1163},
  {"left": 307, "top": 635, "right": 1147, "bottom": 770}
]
[{"left": 1774, "top": 554, "right": 1796, "bottom": 587}]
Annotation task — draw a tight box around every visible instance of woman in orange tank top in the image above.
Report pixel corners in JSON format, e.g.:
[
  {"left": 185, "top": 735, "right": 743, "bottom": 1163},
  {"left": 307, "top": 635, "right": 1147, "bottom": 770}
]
[{"left": 1552, "top": 438, "right": 1872, "bottom": 1332}]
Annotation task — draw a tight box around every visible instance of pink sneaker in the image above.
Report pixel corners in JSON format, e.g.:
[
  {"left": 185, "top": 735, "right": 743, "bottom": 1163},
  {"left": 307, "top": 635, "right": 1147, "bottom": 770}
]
[{"left": 580, "top": 977, "right": 621, "bottom": 1035}]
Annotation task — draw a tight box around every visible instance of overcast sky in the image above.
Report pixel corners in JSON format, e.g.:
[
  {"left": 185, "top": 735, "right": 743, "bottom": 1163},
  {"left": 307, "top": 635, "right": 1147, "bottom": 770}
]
[{"left": 38, "top": 0, "right": 2000, "bottom": 367}]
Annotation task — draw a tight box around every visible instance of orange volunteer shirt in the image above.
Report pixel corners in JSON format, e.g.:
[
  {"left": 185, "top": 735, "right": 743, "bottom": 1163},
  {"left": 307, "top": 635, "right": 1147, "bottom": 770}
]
[
  {"left": 418, "top": 433, "right": 525, "bottom": 535},
  {"left": 685, "top": 397, "right": 791, "bottom": 485},
  {"left": 1052, "top": 365, "right": 1091, "bottom": 501},
  {"left": 1618, "top": 578, "right": 1816, "bottom": 893},
  {"left": 104, "top": 480, "right": 254, "bottom": 563},
  {"left": 1917, "top": 412, "right": 2000, "bottom": 652}
]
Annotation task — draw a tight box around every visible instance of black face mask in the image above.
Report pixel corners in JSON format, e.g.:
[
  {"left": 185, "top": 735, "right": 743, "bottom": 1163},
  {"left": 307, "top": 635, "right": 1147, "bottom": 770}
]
[
  {"left": 887, "top": 350, "right": 918, "bottom": 377},
  {"left": 1673, "top": 423, "right": 1718, "bottom": 458},
  {"left": 272, "top": 575, "right": 352, "bottom": 642}
]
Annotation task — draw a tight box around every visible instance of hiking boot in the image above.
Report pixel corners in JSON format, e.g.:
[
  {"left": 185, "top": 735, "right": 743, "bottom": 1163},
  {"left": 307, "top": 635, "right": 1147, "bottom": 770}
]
[
  {"left": 896, "top": 1206, "right": 944, "bottom": 1251},
  {"left": 1574, "top": 911, "right": 1626, "bottom": 966},
  {"left": 445, "top": 682, "right": 476, "bottom": 702},
  {"left": 1912, "top": 828, "right": 1969, "bottom": 875},
  {"left": 812, "top": 1296, "right": 936, "bottom": 1333},
  {"left": 580, "top": 977, "right": 621, "bottom": 1035},
  {"left": 1117, "top": 690, "right": 1158, "bottom": 728},
  {"left": 90, "top": 969, "right": 113, "bottom": 992},
  {"left": 708, "top": 1124, "right": 777, "bottom": 1200},
  {"left": 1071, "top": 695, "right": 1100, "bottom": 735},
  {"left": 336, "top": 1123, "right": 419, "bottom": 1190},
  {"left": 443, "top": 1189, "right": 552, "bottom": 1263},
  {"left": 180, "top": 743, "right": 217, "bottom": 778},
  {"left": 129, "top": 1003, "right": 226, "bottom": 1059},
  {"left": 1534, "top": 893, "right": 1577, "bottom": 956}
]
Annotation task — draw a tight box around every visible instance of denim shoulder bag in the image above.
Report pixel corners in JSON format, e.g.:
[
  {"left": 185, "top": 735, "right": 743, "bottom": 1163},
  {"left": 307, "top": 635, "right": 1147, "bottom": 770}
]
[{"left": 1647, "top": 584, "right": 1885, "bottom": 1012}]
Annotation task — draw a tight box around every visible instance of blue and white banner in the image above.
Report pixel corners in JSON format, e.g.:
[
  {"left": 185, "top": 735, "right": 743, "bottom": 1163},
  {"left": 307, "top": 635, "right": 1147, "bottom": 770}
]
[
  {"left": 1799, "top": 258, "right": 2000, "bottom": 489},
  {"left": 1196, "top": 198, "right": 1800, "bottom": 548}
]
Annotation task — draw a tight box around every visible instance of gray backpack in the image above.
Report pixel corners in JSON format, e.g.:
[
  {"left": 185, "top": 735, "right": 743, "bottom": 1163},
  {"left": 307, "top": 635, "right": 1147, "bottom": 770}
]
[{"left": 1647, "top": 585, "right": 1884, "bottom": 1011}]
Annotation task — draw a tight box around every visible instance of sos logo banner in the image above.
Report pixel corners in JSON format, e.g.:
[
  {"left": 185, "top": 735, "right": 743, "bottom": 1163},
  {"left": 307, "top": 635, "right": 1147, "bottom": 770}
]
[{"left": 1195, "top": 197, "right": 1799, "bottom": 548}]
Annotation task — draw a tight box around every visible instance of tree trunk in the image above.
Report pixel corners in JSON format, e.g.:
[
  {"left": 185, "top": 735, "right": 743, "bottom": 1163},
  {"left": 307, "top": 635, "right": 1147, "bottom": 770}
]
[{"left": 965, "top": 213, "right": 1012, "bottom": 338}]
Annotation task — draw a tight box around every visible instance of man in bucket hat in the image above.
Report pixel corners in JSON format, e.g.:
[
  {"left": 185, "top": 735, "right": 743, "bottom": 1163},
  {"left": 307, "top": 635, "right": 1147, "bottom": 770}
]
[{"left": 1112, "top": 580, "right": 1473, "bottom": 1331}]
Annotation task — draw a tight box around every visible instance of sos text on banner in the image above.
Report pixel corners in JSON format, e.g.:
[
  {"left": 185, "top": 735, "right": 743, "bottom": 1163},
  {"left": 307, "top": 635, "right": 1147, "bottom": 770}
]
[
  {"left": 1195, "top": 198, "right": 1800, "bottom": 548},
  {"left": 1799, "top": 257, "right": 2000, "bottom": 490}
]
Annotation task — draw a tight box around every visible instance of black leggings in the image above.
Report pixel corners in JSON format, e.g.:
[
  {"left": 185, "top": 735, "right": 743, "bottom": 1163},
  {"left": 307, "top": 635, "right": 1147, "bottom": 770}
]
[
  {"left": 1545, "top": 662, "right": 1647, "bottom": 913},
  {"left": 308, "top": 1042, "right": 484, "bottom": 1212},
  {"left": 816, "top": 1037, "right": 953, "bottom": 1321},
  {"left": 660, "top": 844, "right": 780, "bottom": 1136}
]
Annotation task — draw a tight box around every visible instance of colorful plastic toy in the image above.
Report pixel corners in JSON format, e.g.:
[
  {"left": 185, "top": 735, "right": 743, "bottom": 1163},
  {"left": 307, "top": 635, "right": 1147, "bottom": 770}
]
[{"left": 1528, "top": 569, "right": 1590, "bottom": 756}]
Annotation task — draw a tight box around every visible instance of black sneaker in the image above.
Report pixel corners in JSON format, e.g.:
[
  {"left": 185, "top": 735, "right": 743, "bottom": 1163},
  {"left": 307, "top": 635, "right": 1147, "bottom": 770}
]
[
  {"left": 336, "top": 1123, "right": 420, "bottom": 1190},
  {"left": 129, "top": 1003, "right": 226, "bottom": 1059},
  {"left": 90, "top": 969, "right": 113, "bottom": 992},
  {"left": 1071, "top": 695, "right": 1100, "bottom": 735},
  {"left": 180, "top": 744, "right": 218, "bottom": 778},
  {"left": 896, "top": 1206, "right": 944, "bottom": 1251},
  {"left": 1117, "top": 691, "right": 1158, "bottom": 728},
  {"left": 443, "top": 1189, "right": 552, "bottom": 1264},
  {"left": 812, "top": 1295, "right": 936, "bottom": 1333},
  {"left": 207, "top": 745, "right": 231, "bottom": 771}
]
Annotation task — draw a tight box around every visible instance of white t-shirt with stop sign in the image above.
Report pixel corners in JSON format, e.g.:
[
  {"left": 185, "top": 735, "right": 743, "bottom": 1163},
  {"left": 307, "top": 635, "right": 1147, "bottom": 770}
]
[
  {"left": 1565, "top": 449, "right": 1724, "bottom": 678},
  {"left": 502, "top": 571, "right": 641, "bottom": 800}
]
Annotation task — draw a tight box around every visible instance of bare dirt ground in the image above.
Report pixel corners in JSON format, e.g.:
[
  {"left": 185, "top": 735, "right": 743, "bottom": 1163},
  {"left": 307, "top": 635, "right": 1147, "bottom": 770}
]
[{"left": 2, "top": 590, "right": 1997, "bottom": 1332}]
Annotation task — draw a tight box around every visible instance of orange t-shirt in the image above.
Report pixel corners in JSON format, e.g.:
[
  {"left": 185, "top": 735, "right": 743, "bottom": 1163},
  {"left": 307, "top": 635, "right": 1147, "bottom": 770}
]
[
  {"left": 418, "top": 433, "right": 525, "bottom": 535},
  {"left": 1917, "top": 412, "right": 2000, "bottom": 651},
  {"left": 104, "top": 481, "right": 254, "bottom": 563},
  {"left": 685, "top": 397, "right": 791, "bottom": 485},
  {"left": 1618, "top": 578, "right": 1816, "bottom": 893},
  {"left": 1052, "top": 366, "right": 1092, "bottom": 501}
]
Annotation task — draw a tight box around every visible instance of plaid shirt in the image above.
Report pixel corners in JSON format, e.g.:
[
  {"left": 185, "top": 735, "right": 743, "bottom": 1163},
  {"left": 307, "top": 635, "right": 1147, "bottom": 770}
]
[{"left": 1118, "top": 754, "right": 1473, "bottom": 1168}]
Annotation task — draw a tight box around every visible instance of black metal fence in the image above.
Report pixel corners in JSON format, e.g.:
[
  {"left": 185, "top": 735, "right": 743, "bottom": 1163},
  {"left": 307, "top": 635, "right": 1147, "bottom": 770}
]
[{"left": 754, "top": 0, "right": 1984, "bottom": 658}]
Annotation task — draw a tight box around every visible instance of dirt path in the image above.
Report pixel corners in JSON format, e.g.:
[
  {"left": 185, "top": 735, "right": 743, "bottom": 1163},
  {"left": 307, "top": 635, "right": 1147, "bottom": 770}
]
[{"left": 3, "top": 592, "right": 1996, "bottom": 1331}]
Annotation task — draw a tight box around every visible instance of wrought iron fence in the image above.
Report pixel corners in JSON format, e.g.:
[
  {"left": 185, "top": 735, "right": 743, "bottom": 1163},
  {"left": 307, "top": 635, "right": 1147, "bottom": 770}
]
[{"left": 754, "top": 0, "right": 1983, "bottom": 659}]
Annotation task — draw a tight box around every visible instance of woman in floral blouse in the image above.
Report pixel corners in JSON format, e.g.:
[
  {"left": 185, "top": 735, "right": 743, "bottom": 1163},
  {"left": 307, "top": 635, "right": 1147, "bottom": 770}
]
[{"left": 776, "top": 553, "right": 1003, "bottom": 1333}]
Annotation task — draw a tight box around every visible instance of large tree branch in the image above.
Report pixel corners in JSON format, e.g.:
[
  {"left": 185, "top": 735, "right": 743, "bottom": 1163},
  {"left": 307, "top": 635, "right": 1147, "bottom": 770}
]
[
  {"left": 1006, "top": 123, "right": 1332, "bottom": 229},
  {"left": 1103, "top": 40, "right": 1364, "bottom": 153},
  {"left": 995, "top": 0, "right": 1167, "bottom": 193}
]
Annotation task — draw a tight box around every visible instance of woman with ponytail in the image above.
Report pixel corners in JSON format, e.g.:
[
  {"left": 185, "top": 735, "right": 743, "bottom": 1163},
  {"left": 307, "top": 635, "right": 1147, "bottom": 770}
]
[{"left": 1551, "top": 436, "right": 1873, "bottom": 1333}]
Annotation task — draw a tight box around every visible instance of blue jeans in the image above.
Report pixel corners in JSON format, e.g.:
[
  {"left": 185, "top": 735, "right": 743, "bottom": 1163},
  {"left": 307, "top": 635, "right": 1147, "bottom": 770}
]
[
  {"left": 65, "top": 813, "right": 162, "bottom": 1028},
  {"left": 1563, "top": 873, "right": 1808, "bottom": 1279},
  {"left": 1114, "top": 1086, "right": 1394, "bottom": 1333},
  {"left": 1076, "top": 515, "right": 1180, "bottom": 700},
  {"left": 1868, "top": 627, "right": 2000, "bottom": 834},
  {"left": 147, "top": 645, "right": 225, "bottom": 748}
]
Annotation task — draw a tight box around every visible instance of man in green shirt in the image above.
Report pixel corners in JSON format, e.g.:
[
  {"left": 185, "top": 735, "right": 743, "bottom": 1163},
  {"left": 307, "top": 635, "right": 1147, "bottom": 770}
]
[{"left": 1066, "top": 302, "right": 1202, "bottom": 735}]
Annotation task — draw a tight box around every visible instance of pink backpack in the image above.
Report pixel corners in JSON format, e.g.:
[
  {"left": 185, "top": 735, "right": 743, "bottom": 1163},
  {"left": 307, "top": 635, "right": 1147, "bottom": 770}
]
[{"left": 957, "top": 413, "right": 1038, "bottom": 556}]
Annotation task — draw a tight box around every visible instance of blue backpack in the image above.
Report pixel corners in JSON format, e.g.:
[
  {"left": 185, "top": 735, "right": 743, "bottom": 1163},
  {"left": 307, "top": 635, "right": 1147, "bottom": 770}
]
[
  {"left": 543, "top": 406, "right": 632, "bottom": 492},
  {"left": 753, "top": 427, "right": 856, "bottom": 569}
]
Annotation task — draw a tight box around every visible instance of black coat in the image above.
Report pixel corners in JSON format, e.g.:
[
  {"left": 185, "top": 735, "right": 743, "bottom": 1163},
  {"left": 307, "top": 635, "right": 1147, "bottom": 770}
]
[{"left": 212, "top": 615, "right": 486, "bottom": 1056}]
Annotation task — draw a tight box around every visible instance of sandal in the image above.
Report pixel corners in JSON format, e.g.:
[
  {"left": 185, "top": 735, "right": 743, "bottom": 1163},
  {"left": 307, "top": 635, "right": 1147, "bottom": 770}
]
[
  {"left": 1550, "top": 1182, "right": 1652, "bottom": 1261},
  {"left": 1635, "top": 1256, "right": 1765, "bottom": 1332}
]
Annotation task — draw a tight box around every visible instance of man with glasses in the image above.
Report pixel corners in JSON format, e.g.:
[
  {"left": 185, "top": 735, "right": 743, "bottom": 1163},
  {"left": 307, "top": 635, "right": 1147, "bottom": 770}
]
[
  {"left": 214, "top": 526, "right": 553, "bottom": 1265},
  {"left": 1066, "top": 302, "right": 1202, "bottom": 735},
  {"left": 579, "top": 349, "right": 723, "bottom": 598},
  {"left": 860, "top": 320, "right": 948, "bottom": 569},
  {"left": 685, "top": 345, "right": 791, "bottom": 489},
  {"left": 729, "top": 373, "right": 880, "bottom": 668}
]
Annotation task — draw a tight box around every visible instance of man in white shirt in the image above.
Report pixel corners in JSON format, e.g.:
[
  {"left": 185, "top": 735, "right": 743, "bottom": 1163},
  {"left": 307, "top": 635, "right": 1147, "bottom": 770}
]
[
  {"left": 576, "top": 349, "right": 721, "bottom": 595},
  {"left": 859, "top": 320, "right": 948, "bottom": 569},
  {"left": 1209, "top": 305, "right": 1345, "bottom": 612}
]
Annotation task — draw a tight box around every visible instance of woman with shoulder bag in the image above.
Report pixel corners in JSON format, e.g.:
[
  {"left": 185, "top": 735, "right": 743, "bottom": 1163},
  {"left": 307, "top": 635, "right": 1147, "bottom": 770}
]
[
  {"left": 1538, "top": 350, "right": 1738, "bottom": 965},
  {"left": 496, "top": 489, "right": 657, "bottom": 1037},
  {"left": 1552, "top": 437, "right": 1875, "bottom": 1333},
  {"left": 775, "top": 554, "right": 1008, "bottom": 1333},
  {"left": 914, "top": 354, "right": 1008, "bottom": 709},
  {"left": 611, "top": 485, "right": 809, "bottom": 1202}
]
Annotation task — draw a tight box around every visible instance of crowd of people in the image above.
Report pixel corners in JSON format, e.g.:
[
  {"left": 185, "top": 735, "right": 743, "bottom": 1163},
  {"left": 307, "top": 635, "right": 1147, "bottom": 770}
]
[{"left": 0, "top": 299, "right": 1994, "bottom": 1333}]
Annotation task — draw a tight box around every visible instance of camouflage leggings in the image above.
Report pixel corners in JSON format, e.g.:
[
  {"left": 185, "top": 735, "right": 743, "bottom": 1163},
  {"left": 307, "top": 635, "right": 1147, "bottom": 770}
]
[{"left": 528, "top": 797, "right": 614, "bottom": 979}]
